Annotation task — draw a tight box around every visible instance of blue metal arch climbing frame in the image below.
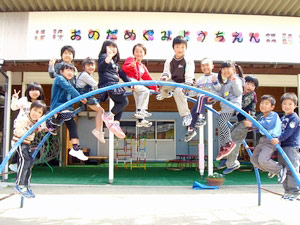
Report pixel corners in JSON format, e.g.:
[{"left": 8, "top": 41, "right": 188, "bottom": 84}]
[{"left": 1, "top": 81, "right": 299, "bottom": 193}]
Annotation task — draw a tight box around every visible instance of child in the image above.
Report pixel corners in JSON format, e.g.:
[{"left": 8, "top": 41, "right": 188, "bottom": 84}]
[
  {"left": 271, "top": 93, "right": 300, "bottom": 200},
  {"left": 184, "top": 58, "right": 216, "bottom": 142},
  {"left": 221, "top": 75, "right": 259, "bottom": 174},
  {"left": 46, "top": 63, "right": 88, "bottom": 161},
  {"left": 98, "top": 40, "right": 130, "bottom": 139},
  {"left": 122, "top": 43, "right": 158, "bottom": 128},
  {"left": 13, "top": 100, "right": 47, "bottom": 198},
  {"left": 157, "top": 36, "right": 195, "bottom": 127},
  {"left": 48, "top": 45, "right": 77, "bottom": 85},
  {"left": 213, "top": 61, "right": 244, "bottom": 161},
  {"left": 76, "top": 57, "right": 105, "bottom": 143},
  {"left": 249, "top": 95, "right": 286, "bottom": 183},
  {"left": 10, "top": 82, "right": 45, "bottom": 172}
]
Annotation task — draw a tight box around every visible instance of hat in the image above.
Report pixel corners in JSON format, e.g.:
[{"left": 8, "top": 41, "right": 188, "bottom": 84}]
[{"left": 221, "top": 61, "right": 234, "bottom": 68}]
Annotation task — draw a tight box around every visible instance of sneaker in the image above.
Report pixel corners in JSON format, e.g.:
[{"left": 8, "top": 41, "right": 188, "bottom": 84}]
[
  {"left": 184, "top": 129, "right": 197, "bottom": 142},
  {"left": 27, "top": 187, "right": 36, "bottom": 198},
  {"left": 277, "top": 167, "right": 287, "bottom": 184},
  {"left": 69, "top": 148, "right": 88, "bottom": 161},
  {"left": 133, "top": 111, "right": 145, "bottom": 119},
  {"left": 223, "top": 164, "right": 240, "bottom": 175},
  {"left": 9, "top": 163, "right": 18, "bottom": 172},
  {"left": 268, "top": 172, "right": 276, "bottom": 178},
  {"left": 156, "top": 92, "right": 173, "bottom": 101},
  {"left": 92, "top": 129, "right": 105, "bottom": 144},
  {"left": 287, "top": 194, "right": 298, "bottom": 201},
  {"left": 14, "top": 185, "right": 31, "bottom": 198},
  {"left": 143, "top": 110, "right": 152, "bottom": 118},
  {"left": 195, "top": 117, "right": 206, "bottom": 128},
  {"left": 217, "top": 159, "right": 227, "bottom": 170},
  {"left": 216, "top": 142, "right": 236, "bottom": 161},
  {"left": 102, "top": 112, "right": 114, "bottom": 128},
  {"left": 137, "top": 119, "right": 152, "bottom": 128},
  {"left": 182, "top": 114, "right": 192, "bottom": 127},
  {"left": 281, "top": 193, "right": 290, "bottom": 200},
  {"left": 109, "top": 121, "right": 126, "bottom": 139}
]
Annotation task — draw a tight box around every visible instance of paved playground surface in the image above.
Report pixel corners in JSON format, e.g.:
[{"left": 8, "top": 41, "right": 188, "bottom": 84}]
[{"left": 0, "top": 183, "right": 299, "bottom": 225}]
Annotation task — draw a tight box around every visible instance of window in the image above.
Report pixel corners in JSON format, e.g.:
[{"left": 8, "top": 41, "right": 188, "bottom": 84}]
[{"left": 157, "top": 121, "right": 174, "bottom": 139}]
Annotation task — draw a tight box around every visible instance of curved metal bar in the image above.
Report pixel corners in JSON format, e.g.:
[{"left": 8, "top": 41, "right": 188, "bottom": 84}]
[{"left": 1, "top": 81, "right": 299, "bottom": 190}]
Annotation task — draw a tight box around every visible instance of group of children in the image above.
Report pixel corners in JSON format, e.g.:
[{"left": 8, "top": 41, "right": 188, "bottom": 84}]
[{"left": 10, "top": 35, "right": 299, "bottom": 201}]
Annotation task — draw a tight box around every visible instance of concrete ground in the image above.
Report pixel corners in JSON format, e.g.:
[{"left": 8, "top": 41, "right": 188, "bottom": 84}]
[{"left": 0, "top": 183, "right": 299, "bottom": 225}]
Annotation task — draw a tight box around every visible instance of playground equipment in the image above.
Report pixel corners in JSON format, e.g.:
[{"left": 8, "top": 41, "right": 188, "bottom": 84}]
[
  {"left": 115, "top": 136, "right": 133, "bottom": 170},
  {"left": 0, "top": 81, "right": 299, "bottom": 207},
  {"left": 132, "top": 134, "right": 147, "bottom": 170}
]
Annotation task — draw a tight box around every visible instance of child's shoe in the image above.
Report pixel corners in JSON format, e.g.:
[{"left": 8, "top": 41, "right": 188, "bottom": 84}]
[
  {"left": 27, "top": 186, "right": 36, "bottom": 198},
  {"left": 277, "top": 167, "right": 287, "bottom": 184},
  {"left": 268, "top": 172, "right": 276, "bottom": 178},
  {"left": 109, "top": 121, "right": 126, "bottom": 139},
  {"left": 281, "top": 193, "right": 290, "bottom": 200},
  {"left": 14, "top": 185, "right": 31, "bottom": 198},
  {"left": 184, "top": 128, "right": 197, "bottom": 142},
  {"left": 133, "top": 111, "right": 145, "bottom": 119},
  {"left": 195, "top": 117, "right": 206, "bottom": 128},
  {"left": 137, "top": 119, "right": 152, "bottom": 128},
  {"left": 217, "top": 159, "right": 227, "bottom": 170},
  {"left": 142, "top": 110, "right": 152, "bottom": 118},
  {"left": 223, "top": 164, "right": 240, "bottom": 175},
  {"left": 102, "top": 112, "right": 114, "bottom": 128},
  {"left": 9, "top": 163, "right": 18, "bottom": 172},
  {"left": 287, "top": 194, "right": 298, "bottom": 201},
  {"left": 156, "top": 92, "right": 172, "bottom": 101},
  {"left": 216, "top": 141, "right": 236, "bottom": 161},
  {"left": 182, "top": 114, "right": 192, "bottom": 127},
  {"left": 69, "top": 148, "right": 88, "bottom": 161},
  {"left": 92, "top": 129, "right": 105, "bottom": 144}
]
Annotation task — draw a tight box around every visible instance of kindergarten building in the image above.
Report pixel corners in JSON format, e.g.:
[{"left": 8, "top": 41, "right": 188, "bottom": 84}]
[{"left": 1, "top": 1, "right": 300, "bottom": 170}]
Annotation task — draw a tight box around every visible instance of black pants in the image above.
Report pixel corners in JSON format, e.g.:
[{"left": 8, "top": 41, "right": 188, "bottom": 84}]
[
  {"left": 109, "top": 94, "right": 129, "bottom": 121},
  {"left": 16, "top": 144, "right": 34, "bottom": 186}
]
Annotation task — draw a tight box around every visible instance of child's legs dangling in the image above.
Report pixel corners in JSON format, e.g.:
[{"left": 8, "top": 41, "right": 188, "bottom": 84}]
[
  {"left": 88, "top": 104, "right": 104, "bottom": 131},
  {"left": 133, "top": 85, "right": 150, "bottom": 111},
  {"left": 109, "top": 94, "right": 129, "bottom": 121},
  {"left": 65, "top": 118, "right": 80, "bottom": 147},
  {"left": 173, "top": 87, "right": 190, "bottom": 117},
  {"left": 218, "top": 112, "right": 234, "bottom": 147}
]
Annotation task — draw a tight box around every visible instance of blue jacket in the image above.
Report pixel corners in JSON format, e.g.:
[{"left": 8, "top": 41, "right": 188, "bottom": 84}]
[
  {"left": 256, "top": 111, "right": 282, "bottom": 138},
  {"left": 50, "top": 74, "right": 80, "bottom": 111},
  {"left": 279, "top": 112, "right": 300, "bottom": 148}
]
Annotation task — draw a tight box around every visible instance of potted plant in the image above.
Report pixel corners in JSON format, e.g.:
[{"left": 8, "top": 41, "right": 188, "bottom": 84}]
[{"left": 206, "top": 172, "right": 225, "bottom": 186}]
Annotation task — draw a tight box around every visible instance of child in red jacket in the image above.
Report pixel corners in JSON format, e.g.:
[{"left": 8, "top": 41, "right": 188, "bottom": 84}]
[{"left": 122, "top": 43, "right": 158, "bottom": 127}]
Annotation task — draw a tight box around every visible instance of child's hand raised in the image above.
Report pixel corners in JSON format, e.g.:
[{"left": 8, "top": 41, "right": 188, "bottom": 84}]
[
  {"left": 49, "top": 58, "right": 56, "bottom": 66},
  {"left": 231, "top": 75, "right": 236, "bottom": 81},
  {"left": 106, "top": 46, "right": 115, "bottom": 58},
  {"left": 12, "top": 89, "right": 20, "bottom": 99},
  {"left": 243, "top": 119, "right": 252, "bottom": 128},
  {"left": 130, "top": 61, "right": 136, "bottom": 67}
]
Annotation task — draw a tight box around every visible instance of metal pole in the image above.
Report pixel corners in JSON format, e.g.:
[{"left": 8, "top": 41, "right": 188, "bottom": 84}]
[
  {"left": 108, "top": 98, "right": 114, "bottom": 184},
  {"left": 2, "top": 71, "right": 11, "bottom": 181},
  {"left": 207, "top": 105, "right": 213, "bottom": 176}
]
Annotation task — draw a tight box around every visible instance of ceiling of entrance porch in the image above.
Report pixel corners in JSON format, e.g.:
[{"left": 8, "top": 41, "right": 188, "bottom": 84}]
[{"left": 1, "top": 0, "right": 300, "bottom": 17}]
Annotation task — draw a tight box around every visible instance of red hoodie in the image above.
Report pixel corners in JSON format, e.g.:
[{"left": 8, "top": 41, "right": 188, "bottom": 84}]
[{"left": 122, "top": 57, "right": 158, "bottom": 91}]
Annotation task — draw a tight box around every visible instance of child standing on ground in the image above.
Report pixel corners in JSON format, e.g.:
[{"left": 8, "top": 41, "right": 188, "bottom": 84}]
[
  {"left": 46, "top": 63, "right": 88, "bottom": 161},
  {"left": 157, "top": 36, "right": 195, "bottom": 127},
  {"left": 184, "top": 58, "right": 216, "bottom": 142},
  {"left": 10, "top": 82, "right": 45, "bottom": 172},
  {"left": 76, "top": 57, "right": 105, "bottom": 144},
  {"left": 271, "top": 93, "right": 300, "bottom": 200},
  {"left": 13, "top": 100, "right": 47, "bottom": 198},
  {"left": 220, "top": 75, "right": 259, "bottom": 174},
  {"left": 122, "top": 43, "right": 158, "bottom": 128},
  {"left": 98, "top": 40, "right": 130, "bottom": 139},
  {"left": 249, "top": 95, "right": 286, "bottom": 183},
  {"left": 213, "top": 61, "right": 244, "bottom": 161}
]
